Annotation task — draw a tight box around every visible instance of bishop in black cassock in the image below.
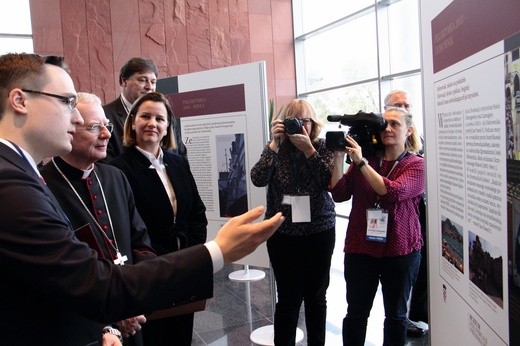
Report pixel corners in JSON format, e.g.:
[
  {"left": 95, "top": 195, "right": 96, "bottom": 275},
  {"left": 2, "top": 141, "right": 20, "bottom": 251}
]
[{"left": 40, "top": 156, "right": 156, "bottom": 346}]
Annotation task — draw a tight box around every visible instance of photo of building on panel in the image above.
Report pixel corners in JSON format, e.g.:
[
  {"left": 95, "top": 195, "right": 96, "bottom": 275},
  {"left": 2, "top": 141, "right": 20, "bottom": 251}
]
[
  {"left": 441, "top": 216, "right": 464, "bottom": 274},
  {"left": 468, "top": 231, "right": 504, "bottom": 308},
  {"left": 217, "top": 133, "right": 248, "bottom": 218}
]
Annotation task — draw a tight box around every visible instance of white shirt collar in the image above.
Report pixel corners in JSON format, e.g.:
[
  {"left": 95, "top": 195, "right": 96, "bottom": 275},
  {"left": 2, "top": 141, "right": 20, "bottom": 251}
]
[
  {"left": 136, "top": 146, "right": 164, "bottom": 165},
  {"left": 0, "top": 138, "right": 41, "bottom": 176},
  {"left": 120, "top": 94, "right": 133, "bottom": 115},
  {"left": 80, "top": 165, "right": 95, "bottom": 179}
]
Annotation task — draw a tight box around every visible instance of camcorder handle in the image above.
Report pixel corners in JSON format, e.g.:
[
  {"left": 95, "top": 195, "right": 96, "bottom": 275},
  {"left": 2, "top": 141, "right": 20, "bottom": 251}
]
[{"left": 327, "top": 110, "right": 387, "bottom": 129}]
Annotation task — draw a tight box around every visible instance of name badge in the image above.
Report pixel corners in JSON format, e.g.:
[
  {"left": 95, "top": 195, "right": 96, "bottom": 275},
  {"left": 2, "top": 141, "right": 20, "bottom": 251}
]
[
  {"left": 282, "top": 195, "right": 311, "bottom": 223},
  {"left": 366, "top": 208, "right": 388, "bottom": 242}
]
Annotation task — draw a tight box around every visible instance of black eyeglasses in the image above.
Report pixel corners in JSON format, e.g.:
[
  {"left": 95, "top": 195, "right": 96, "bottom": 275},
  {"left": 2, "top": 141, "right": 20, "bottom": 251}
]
[
  {"left": 22, "top": 89, "right": 77, "bottom": 110},
  {"left": 76, "top": 123, "right": 114, "bottom": 135}
]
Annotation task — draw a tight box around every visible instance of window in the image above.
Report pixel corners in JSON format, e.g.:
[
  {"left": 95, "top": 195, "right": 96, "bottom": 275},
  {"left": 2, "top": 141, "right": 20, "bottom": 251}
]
[
  {"left": 0, "top": 0, "right": 33, "bottom": 55},
  {"left": 293, "top": 0, "right": 422, "bottom": 216},
  {"left": 293, "top": 0, "right": 422, "bottom": 131}
]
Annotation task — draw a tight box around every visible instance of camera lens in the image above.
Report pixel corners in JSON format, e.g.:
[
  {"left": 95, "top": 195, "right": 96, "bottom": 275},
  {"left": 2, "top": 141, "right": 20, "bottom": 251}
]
[{"left": 284, "top": 118, "right": 303, "bottom": 134}]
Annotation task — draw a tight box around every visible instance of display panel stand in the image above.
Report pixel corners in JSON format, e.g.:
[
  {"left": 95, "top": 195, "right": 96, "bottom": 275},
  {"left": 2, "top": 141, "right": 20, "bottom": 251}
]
[
  {"left": 228, "top": 264, "right": 266, "bottom": 282},
  {"left": 250, "top": 325, "right": 304, "bottom": 345}
]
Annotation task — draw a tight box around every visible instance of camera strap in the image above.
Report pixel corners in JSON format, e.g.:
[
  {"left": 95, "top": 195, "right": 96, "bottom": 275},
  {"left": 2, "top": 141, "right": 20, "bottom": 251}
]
[
  {"left": 371, "top": 150, "right": 408, "bottom": 209},
  {"left": 365, "top": 151, "right": 408, "bottom": 243},
  {"left": 282, "top": 151, "right": 311, "bottom": 223},
  {"left": 378, "top": 150, "right": 408, "bottom": 179},
  {"left": 294, "top": 153, "right": 307, "bottom": 194}
]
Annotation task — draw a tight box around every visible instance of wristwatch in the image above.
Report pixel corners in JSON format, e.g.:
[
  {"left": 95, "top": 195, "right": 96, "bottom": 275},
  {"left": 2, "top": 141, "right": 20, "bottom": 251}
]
[
  {"left": 357, "top": 157, "right": 368, "bottom": 169},
  {"left": 103, "top": 326, "right": 123, "bottom": 342}
]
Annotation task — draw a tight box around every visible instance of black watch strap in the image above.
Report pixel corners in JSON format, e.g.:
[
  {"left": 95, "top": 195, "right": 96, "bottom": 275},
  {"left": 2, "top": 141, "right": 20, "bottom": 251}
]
[{"left": 357, "top": 157, "right": 368, "bottom": 169}]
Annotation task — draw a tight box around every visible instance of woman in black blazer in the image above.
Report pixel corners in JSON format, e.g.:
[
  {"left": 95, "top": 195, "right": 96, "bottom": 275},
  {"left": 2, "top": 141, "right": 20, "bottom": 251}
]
[{"left": 110, "top": 92, "right": 207, "bottom": 346}]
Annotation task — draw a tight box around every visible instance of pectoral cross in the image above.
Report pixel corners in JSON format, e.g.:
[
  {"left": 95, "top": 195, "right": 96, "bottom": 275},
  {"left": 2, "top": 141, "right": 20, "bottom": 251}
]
[{"left": 114, "top": 252, "right": 128, "bottom": 265}]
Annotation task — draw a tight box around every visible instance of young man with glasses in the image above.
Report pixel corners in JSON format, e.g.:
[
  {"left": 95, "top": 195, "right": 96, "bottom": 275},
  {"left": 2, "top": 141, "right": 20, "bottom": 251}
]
[
  {"left": 40, "top": 92, "right": 156, "bottom": 345},
  {"left": 0, "top": 53, "right": 284, "bottom": 346},
  {"left": 21, "top": 89, "right": 78, "bottom": 110}
]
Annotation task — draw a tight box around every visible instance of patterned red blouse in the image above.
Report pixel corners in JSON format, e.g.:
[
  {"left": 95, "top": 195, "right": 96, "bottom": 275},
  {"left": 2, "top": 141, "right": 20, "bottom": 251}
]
[{"left": 330, "top": 154, "right": 424, "bottom": 257}]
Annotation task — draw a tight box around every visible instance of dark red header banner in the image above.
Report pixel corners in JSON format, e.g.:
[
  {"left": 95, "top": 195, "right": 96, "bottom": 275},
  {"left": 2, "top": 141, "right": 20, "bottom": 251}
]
[
  {"left": 166, "top": 84, "right": 245, "bottom": 118},
  {"left": 431, "top": 0, "right": 520, "bottom": 73}
]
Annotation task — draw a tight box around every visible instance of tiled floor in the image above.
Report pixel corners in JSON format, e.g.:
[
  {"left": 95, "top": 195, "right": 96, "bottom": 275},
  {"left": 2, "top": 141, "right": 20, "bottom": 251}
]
[{"left": 192, "top": 208, "right": 430, "bottom": 345}]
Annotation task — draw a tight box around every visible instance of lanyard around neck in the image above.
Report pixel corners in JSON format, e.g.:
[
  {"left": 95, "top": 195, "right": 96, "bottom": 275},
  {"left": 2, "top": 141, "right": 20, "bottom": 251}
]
[{"left": 378, "top": 150, "right": 408, "bottom": 178}]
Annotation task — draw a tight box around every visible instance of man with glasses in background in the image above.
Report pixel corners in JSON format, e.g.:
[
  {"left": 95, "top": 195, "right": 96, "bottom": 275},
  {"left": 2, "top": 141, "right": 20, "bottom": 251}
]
[
  {"left": 40, "top": 92, "right": 157, "bottom": 345},
  {"left": 384, "top": 89, "right": 412, "bottom": 112},
  {"left": 384, "top": 90, "right": 429, "bottom": 337},
  {"left": 103, "top": 57, "right": 186, "bottom": 161}
]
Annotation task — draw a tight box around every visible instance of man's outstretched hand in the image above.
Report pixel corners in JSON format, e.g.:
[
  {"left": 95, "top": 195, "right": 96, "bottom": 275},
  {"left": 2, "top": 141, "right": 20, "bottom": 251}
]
[{"left": 215, "top": 206, "right": 284, "bottom": 263}]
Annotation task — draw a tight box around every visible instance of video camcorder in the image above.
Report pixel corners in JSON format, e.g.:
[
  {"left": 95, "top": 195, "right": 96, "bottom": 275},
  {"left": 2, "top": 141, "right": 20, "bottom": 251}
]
[{"left": 326, "top": 111, "right": 387, "bottom": 162}]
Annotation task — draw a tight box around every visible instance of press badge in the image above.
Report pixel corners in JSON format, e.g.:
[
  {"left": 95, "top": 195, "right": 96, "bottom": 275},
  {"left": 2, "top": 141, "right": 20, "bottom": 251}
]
[
  {"left": 366, "top": 208, "right": 388, "bottom": 242},
  {"left": 282, "top": 195, "right": 311, "bottom": 223}
]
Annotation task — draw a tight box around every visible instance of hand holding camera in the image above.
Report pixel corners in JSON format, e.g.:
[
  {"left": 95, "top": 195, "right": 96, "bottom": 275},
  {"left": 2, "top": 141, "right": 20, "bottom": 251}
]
[
  {"left": 288, "top": 125, "right": 315, "bottom": 157},
  {"left": 345, "top": 135, "right": 363, "bottom": 164},
  {"left": 327, "top": 133, "right": 363, "bottom": 163},
  {"left": 269, "top": 119, "right": 286, "bottom": 151},
  {"left": 269, "top": 117, "right": 315, "bottom": 157}
]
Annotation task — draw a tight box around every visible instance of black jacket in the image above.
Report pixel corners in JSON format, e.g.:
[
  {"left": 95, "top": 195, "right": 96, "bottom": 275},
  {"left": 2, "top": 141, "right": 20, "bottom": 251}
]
[
  {"left": 110, "top": 146, "right": 207, "bottom": 255},
  {"left": 102, "top": 96, "right": 127, "bottom": 162}
]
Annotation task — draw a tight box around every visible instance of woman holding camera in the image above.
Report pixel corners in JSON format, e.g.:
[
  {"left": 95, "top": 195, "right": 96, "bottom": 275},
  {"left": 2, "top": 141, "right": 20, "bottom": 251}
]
[
  {"left": 329, "top": 107, "right": 424, "bottom": 345},
  {"left": 251, "top": 99, "right": 336, "bottom": 345}
]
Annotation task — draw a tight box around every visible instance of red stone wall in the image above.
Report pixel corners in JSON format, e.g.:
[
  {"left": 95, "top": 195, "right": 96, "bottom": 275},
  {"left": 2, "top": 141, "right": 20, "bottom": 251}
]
[{"left": 29, "top": 0, "right": 295, "bottom": 108}]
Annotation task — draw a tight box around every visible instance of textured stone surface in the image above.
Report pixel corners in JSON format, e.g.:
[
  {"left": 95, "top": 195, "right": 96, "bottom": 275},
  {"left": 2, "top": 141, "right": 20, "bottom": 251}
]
[
  {"left": 109, "top": 0, "right": 141, "bottom": 92},
  {"left": 186, "top": 0, "right": 211, "bottom": 72},
  {"left": 229, "top": 0, "right": 250, "bottom": 66},
  {"left": 85, "top": 1, "right": 114, "bottom": 101},
  {"left": 164, "top": 0, "right": 188, "bottom": 76},
  {"left": 29, "top": 0, "right": 295, "bottom": 106},
  {"left": 209, "top": 0, "right": 231, "bottom": 69},
  {"left": 29, "top": 0, "right": 63, "bottom": 55}
]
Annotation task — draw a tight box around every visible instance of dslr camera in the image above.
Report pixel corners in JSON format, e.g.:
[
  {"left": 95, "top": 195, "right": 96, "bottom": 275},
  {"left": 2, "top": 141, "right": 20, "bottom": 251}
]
[
  {"left": 326, "top": 111, "right": 387, "bottom": 162},
  {"left": 283, "top": 118, "right": 303, "bottom": 134}
]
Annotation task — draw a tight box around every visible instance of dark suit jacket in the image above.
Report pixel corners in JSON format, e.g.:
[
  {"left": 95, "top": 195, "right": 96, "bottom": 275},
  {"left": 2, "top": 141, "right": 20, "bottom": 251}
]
[
  {"left": 102, "top": 96, "right": 187, "bottom": 163},
  {"left": 110, "top": 147, "right": 207, "bottom": 255},
  {"left": 0, "top": 143, "right": 213, "bottom": 346},
  {"left": 102, "top": 96, "right": 127, "bottom": 162}
]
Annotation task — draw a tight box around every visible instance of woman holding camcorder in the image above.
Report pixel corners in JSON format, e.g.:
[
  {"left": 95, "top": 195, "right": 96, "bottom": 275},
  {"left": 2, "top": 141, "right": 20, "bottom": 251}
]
[{"left": 329, "top": 106, "right": 424, "bottom": 346}]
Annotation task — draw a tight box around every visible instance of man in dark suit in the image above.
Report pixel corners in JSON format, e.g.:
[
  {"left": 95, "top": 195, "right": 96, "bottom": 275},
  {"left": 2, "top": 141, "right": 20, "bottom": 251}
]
[
  {"left": 103, "top": 57, "right": 185, "bottom": 161},
  {"left": 0, "top": 53, "right": 284, "bottom": 346}
]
